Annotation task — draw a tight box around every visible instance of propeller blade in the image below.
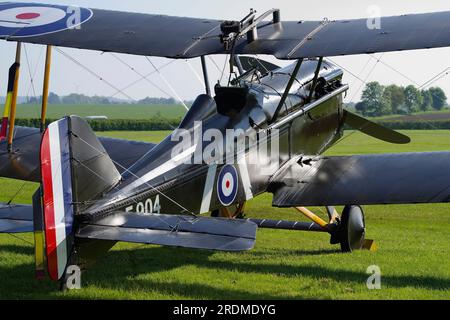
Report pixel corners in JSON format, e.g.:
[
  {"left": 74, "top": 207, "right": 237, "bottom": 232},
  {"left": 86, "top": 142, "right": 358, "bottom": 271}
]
[{"left": 343, "top": 110, "right": 410, "bottom": 144}]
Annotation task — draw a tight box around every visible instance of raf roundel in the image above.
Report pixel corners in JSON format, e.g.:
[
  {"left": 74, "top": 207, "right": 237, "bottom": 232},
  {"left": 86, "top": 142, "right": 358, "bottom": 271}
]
[
  {"left": 217, "top": 165, "right": 239, "bottom": 206},
  {"left": 0, "top": 3, "right": 93, "bottom": 38}
]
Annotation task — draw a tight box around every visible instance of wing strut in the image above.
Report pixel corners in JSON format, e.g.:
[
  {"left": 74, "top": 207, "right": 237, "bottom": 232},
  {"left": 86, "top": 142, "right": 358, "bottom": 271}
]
[
  {"left": 40, "top": 45, "right": 52, "bottom": 132},
  {"left": 307, "top": 57, "right": 324, "bottom": 103},
  {"left": 271, "top": 58, "right": 304, "bottom": 123},
  {"left": 200, "top": 56, "right": 211, "bottom": 97},
  {"left": 4, "top": 42, "right": 21, "bottom": 152}
]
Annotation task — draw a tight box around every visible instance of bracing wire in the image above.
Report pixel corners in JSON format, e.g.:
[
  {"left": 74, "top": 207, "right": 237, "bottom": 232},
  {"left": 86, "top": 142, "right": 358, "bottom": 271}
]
[
  {"left": 110, "top": 60, "right": 176, "bottom": 98},
  {"left": 349, "top": 53, "right": 385, "bottom": 102},
  {"left": 144, "top": 57, "right": 190, "bottom": 111},
  {"left": 54, "top": 47, "right": 136, "bottom": 102},
  {"left": 110, "top": 53, "right": 173, "bottom": 98},
  {"left": 73, "top": 133, "right": 198, "bottom": 218}
]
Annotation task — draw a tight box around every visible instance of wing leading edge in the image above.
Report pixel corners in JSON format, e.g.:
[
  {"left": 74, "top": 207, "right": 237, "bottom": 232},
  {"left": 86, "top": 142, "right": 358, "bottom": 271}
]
[
  {"left": 2, "top": 2, "right": 450, "bottom": 59},
  {"left": 270, "top": 152, "right": 450, "bottom": 207}
]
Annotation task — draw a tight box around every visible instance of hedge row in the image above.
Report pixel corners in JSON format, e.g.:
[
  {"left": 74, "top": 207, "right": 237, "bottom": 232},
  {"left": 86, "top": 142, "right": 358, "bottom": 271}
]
[
  {"left": 13, "top": 118, "right": 450, "bottom": 131},
  {"left": 15, "top": 118, "right": 181, "bottom": 131},
  {"left": 377, "top": 121, "right": 450, "bottom": 130}
]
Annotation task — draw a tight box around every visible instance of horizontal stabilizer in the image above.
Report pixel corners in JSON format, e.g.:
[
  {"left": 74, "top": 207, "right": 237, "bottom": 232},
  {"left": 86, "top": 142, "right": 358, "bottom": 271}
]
[
  {"left": 0, "top": 203, "right": 33, "bottom": 233},
  {"left": 77, "top": 213, "right": 257, "bottom": 251}
]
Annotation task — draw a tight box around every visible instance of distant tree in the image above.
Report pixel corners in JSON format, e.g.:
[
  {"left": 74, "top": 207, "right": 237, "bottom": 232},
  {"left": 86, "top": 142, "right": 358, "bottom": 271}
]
[
  {"left": 61, "top": 93, "right": 91, "bottom": 104},
  {"left": 360, "top": 82, "right": 390, "bottom": 116},
  {"left": 138, "top": 97, "right": 176, "bottom": 105},
  {"left": 384, "top": 84, "right": 405, "bottom": 114},
  {"left": 48, "top": 92, "right": 61, "bottom": 104},
  {"left": 428, "top": 87, "right": 447, "bottom": 110},
  {"left": 354, "top": 101, "right": 367, "bottom": 115},
  {"left": 26, "top": 96, "right": 40, "bottom": 104},
  {"left": 420, "top": 89, "right": 433, "bottom": 111},
  {"left": 90, "top": 95, "right": 111, "bottom": 104},
  {"left": 404, "top": 85, "right": 423, "bottom": 114}
]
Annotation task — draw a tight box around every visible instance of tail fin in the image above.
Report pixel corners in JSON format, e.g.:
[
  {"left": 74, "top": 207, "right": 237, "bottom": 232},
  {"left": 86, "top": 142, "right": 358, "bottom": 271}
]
[{"left": 40, "top": 116, "right": 120, "bottom": 281}]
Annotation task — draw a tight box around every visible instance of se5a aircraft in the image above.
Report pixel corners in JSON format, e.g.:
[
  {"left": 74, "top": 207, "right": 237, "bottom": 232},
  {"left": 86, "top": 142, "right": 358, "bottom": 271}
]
[{"left": 1, "top": 2, "right": 450, "bottom": 285}]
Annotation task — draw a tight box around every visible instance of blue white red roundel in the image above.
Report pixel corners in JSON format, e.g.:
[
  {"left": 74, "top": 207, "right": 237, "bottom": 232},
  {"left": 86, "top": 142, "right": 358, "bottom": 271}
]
[
  {"left": 217, "top": 165, "right": 238, "bottom": 206},
  {"left": 0, "top": 3, "right": 93, "bottom": 37}
]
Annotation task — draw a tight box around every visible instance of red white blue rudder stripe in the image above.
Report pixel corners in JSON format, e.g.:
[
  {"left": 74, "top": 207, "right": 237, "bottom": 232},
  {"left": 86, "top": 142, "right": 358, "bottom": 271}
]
[{"left": 40, "top": 118, "right": 74, "bottom": 281}]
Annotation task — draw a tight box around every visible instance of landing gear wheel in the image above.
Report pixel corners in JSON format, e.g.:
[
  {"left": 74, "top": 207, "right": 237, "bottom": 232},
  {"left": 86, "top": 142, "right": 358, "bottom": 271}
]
[{"left": 339, "top": 205, "right": 366, "bottom": 253}]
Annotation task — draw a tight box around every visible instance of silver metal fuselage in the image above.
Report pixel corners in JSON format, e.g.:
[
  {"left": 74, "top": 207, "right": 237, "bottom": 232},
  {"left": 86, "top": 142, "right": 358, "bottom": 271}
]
[{"left": 87, "top": 59, "right": 348, "bottom": 217}]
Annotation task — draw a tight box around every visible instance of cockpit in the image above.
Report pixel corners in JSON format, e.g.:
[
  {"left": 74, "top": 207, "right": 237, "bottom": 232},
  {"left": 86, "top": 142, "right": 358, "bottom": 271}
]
[{"left": 248, "top": 59, "right": 343, "bottom": 121}]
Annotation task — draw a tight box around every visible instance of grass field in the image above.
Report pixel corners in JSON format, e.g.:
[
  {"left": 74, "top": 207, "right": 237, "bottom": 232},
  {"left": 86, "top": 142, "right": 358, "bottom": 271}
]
[
  {"left": 15, "top": 104, "right": 186, "bottom": 120},
  {"left": 0, "top": 130, "right": 449, "bottom": 299}
]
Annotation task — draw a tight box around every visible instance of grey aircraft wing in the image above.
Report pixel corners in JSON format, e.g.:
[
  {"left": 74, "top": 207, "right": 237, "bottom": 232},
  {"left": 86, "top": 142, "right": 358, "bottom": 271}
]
[
  {"left": 2, "top": 2, "right": 450, "bottom": 59},
  {"left": 0, "top": 204, "right": 257, "bottom": 252},
  {"left": 270, "top": 152, "right": 450, "bottom": 207},
  {"left": 0, "top": 203, "right": 33, "bottom": 233},
  {"left": 77, "top": 212, "right": 257, "bottom": 251}
]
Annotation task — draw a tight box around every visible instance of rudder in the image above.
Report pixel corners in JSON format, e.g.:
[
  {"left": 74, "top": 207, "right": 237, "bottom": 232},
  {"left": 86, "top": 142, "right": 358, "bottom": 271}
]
[{"left": 40, "top": 116, "right": 120, "bottom": 281}]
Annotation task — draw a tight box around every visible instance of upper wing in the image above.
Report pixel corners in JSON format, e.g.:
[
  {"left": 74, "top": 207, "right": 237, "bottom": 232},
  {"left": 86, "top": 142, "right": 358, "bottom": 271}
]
[
  {"left": 2, "top": 2, "right": 450, "bottom": 59},
  {"left": 270, "top": 152, "right": 450, "bottom": 207},
  {"left": 0, "top": 126, "right": 155, "bottom": 182}
]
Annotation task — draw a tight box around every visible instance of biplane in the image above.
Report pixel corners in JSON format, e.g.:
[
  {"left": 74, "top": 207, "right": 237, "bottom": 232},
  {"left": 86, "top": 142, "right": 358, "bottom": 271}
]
[{"left": 1, "top": 2, "right": 450, "bottom": 286}]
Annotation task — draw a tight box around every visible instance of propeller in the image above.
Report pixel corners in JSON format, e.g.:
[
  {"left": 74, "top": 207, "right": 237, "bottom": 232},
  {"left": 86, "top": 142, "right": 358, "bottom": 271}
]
[{"left": 343, "top": 110, "right": 410, "bottom": 144}]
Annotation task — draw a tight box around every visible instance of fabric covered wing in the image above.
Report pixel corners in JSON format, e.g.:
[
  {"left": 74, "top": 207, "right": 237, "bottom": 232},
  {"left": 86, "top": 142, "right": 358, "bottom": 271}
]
[
  {"left": 271, "top": 152, "right": 450, "bottom": 206},
  {"left": 0, "top": 203, "right": 33, "bottom": 233},
  {"left": 2, "top": 3, "right": 450, "bottom": 59},
  {"left": 0, "top": 126, "right": 155, "bottom": 181},
  {"left": 77, "top": 212, "right": 257, "bottom": 251}
]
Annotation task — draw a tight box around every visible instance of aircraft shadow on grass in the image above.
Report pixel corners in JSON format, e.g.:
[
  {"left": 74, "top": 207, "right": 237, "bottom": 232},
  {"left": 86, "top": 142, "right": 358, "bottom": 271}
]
[{"left": 0, "top": 244, "right": 448, "bottom": 299}]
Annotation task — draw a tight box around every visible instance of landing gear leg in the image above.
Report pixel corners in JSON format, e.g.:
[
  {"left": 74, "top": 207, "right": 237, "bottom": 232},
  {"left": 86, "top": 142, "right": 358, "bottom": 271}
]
[{"left": 211, "top": 202, "right": 246, "bottom": 219}]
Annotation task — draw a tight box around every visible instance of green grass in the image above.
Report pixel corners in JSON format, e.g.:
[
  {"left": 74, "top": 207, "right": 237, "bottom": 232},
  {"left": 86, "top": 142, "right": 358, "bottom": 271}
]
[
  {"left": 0, "top": 130, "right": 449, "bottom": 299},
  {"left": 15, "top": 104, "right": 186, "bottom": 120}
]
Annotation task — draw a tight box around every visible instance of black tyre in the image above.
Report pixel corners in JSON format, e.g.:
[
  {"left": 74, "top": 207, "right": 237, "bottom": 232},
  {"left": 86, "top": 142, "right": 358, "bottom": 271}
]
[{"left": 339, "top": 205, "right": 366, "bottom": 252}]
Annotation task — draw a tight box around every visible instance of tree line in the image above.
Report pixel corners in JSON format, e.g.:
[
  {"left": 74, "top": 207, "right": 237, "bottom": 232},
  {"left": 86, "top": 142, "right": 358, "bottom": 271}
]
[
  {"left": 15, "top": 118, "right": 180, "bottom": 131},
  {"left": 354, "top": 82, "right": 447, "bottom": 117},
  {"left": 21, "top": 93, "right": 182, "bottom": 105}
]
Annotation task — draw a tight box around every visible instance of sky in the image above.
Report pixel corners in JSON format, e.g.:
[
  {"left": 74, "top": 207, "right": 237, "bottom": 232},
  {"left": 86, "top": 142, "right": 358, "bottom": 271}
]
[{"left": 2, "top": 0, "right": 450, "bottom": 103}]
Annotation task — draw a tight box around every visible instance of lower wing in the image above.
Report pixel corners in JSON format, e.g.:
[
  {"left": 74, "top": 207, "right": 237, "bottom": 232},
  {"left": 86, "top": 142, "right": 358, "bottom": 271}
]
[{"left": 270, "top": 152, "right": 450, "bottom": 206}]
